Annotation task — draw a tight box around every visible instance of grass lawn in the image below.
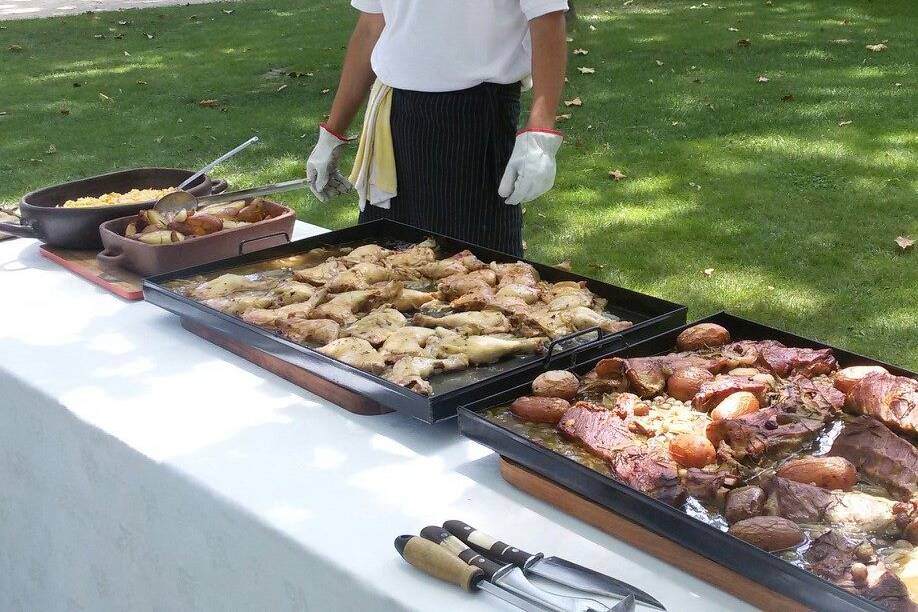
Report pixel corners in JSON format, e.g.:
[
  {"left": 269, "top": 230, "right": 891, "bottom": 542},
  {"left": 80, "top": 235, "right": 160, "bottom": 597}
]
[{"left": 1, "top": 0, "right": 915, "bottom": 367}]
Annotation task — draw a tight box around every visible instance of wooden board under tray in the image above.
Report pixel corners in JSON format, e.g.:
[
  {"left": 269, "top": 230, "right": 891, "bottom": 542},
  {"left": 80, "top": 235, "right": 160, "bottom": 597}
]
[
  {"left": 40, "top": 245, "right": 143, "bottom": 300},
  {"left": 181, "top": 318, "right": 393, "bottom": 416},
  {"left": 499, "top": 458, "right": 808, "bottom": 612}
]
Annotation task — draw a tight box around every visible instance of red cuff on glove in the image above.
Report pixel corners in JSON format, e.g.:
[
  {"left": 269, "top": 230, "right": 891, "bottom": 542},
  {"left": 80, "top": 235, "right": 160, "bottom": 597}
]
[
  {"left": 517, "top": 127, "right": 563, "bottom": 137},
  {"left": 320, "top": 122, "right": 350, "bottom": 142}
]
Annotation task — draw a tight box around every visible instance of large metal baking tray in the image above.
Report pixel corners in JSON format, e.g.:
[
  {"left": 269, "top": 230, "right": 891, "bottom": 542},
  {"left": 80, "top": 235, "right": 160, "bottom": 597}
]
[
  {"left": 143, "top": 219, "right": 687, "bottom": 423},
  {"left": 459, "top": 312, "right": 917, "bottom": 611}
]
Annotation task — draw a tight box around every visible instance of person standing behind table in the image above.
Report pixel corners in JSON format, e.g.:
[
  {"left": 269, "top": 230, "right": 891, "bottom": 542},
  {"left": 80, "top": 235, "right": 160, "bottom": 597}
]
[{"left": 305, "top": 0, "right": 569, "bottom": 257}]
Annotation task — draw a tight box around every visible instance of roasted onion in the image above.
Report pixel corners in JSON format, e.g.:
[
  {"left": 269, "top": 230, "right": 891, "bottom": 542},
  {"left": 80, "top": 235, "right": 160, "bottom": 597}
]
[
  {"left": 676, "top": 323, "right": 731, "bottom": 351},
  {"left": 710, "top": 391, "right": 760, "bottom": 421},
  {"left": 669, "top": 433, "right": 717, "bottom": 468},
  {"left": 666, "top": 367, "right": 715, "bottom": 401},
  {"left": 532, "top": 370, "right": 580, "bottom": 401}
]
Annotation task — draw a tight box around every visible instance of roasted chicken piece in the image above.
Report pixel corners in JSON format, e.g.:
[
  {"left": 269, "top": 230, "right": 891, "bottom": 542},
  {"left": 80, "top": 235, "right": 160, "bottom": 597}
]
[
  {"left": 341, "top": 307, "right": 407, "bottom": 346},
  {"left": 496, "top": 283, "right": 540, "bottom": 304},
  {"left": 419, "top": 249, "right": 486, "bottom": 279},
  {"left": 384, "top": 355, "right": 470, "bottom": 394},
  {"left": 562, "top": 306, "right": 633, "bottom": 334},
  {"left": 341, "top": 243, "right": 392, "bottom": 265},
  {"left": 390, "top": 288, "right": 437, "bottom": 312},
  {"left": 540, "top": 281, "right": 602, "bottom": 311},
  {"left": 317, "top": 337, "right": 387, "bottom": 374},
  {"left": 242, "top": 301, "right": 320, "bottom": 327},
  {"left": 325, "top": 262, "right": 392, "bottom": 293},
  {"left": 491, "top": 261, "right": 540, "bottom": 288},
  {"left": 437, "top": 273, "right": 495, "bottom": 301},
  {"left": 276, "top": 317, "right": 340, "bottom": 345},
  {"left": 309, "top": 283, "right": 401, "bottom": 325},
  {"left": 412, "top": 311, "right": 511, "bottom": 335},
  {"left": 293, "top": 259, "right": 349, "bottom": 285},
  {"left": 384, "top": 240, "right": 437, "bottom": 268},
  {"left": 269, "top": 280, "right": 316, "bottom": 306},
  {"left": 191, "top": 273, "right": 280, "bottom": 300},
  {"left": 435, "top": 332, "right": 545, "bottom": 365},
  {"left": 380, "top": 326, "right": 438, "bottom": 358},
  {"left": 201, "top": 291, "right": 274, "bottom": 315}
]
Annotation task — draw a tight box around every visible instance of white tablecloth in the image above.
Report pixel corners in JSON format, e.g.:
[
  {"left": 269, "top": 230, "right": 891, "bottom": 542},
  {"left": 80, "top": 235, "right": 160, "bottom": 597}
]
[{"left": 0, "top": 223, "right": 751, "bottom": 611}]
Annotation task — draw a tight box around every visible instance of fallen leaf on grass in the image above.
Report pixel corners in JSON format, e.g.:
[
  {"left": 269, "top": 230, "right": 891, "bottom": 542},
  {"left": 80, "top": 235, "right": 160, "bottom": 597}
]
[
  {"left": 655, "top": 59, "right": 664, "bottom": 66},
  {"left": 222, "top": 9, "right": 234, "bottom": 14},
  {"left": 589, "top": 25, "right": 596, "bottom": 31},
  {"left": 154, "top": 136, "right": 163, "bottom": 143},
  {"left": 577, "top": 66, "right": 595, "bottom": 74},
  {"left": 144, "top": 32, "right": 155, "bottom": 39},
  {"left": 554, "top": 260, "right": 572, "bottom": 271},
  {"left": 118, "top": 19, "right": 129, "bottom": 25},
  {"left": 276, "top": 84, "right": 288, "bottom": 92},
  {"left": 589, "top": 262, "right": 606, "bottom": 270},
  {"left": 59, "top": 106, "right": 70, "bottom": 115},
  {"left": 98, "top": 92, "right": 113, "bottom": 102},
  {"left": 608, "top": 169, "right": 627, "bottom": 181},
  {"left": 573, "top": 48, "right": 588, "bottom": 55},
  {"left": 321, "top": 88, "right": 330, "bottom": 94},
  {"left": 93, "top": 33, "right": 105, "bottom": 39},
  {"left": 865, "top": 43, "right": 887, "bottom": 52},
  {"left": 756, "top": 75, "right": 769, "bottom": 83},
  {"left": 838, "top": 120, "right": 852, "bottom": 126},
  {"left": 564, "top": 97, "right": 582, "bottom": 107},
  {"left": 831, "top": 39, "right": 851, "bottom": 45},
  {"left": 728, "top": 27, "right": 739, "bottom": 32},
  {"left": 123, "top": 50, "right": 130, "bottom": 56},
  {"left": 737, "top": 38, "right": 751, "bottom": 47},
  {"left": 555, "top": 113, "right": 571, "bottom": 121},
  {"left": 136, "top": 80, "right": 147, "bottom": 85},
  {"left": 895, "top": 236, "right": 914, "bottom": 251},
  {"left": 689, "top": 181, "right": 702, "bottom": 190},
  {"left": 46, "top": 144, "right": 57, "bottom": 155},
  {"left": 522, "top": 240, "right": 528, "bottom": 251},
  {"left": 8, "top": 44, "right": 24, "bottom": 52},
  {"left": 198, "top": 99, "right": 219, "bottom": 108},
  {"left": 781, "top": 93, "right": 795, "bottom": 102},
  {"left": 703, "top": 268, "right": 714, "bottom": 277},
  {"left": 114, "top": 33, "right": 124, "bottom": 39},
  {"left": 566, "top": 37, "right": 574, "bottom": 43}
]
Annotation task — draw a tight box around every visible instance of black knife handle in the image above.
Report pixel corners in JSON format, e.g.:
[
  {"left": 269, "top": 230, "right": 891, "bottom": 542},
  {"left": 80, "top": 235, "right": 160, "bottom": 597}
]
[
  {"left": 420, "top": 526, "right": 506, "bottom": 580},
  {"left": 443, "top": 520, "right": 539, "bottom": 568},
  {"left": 394, "top": 535, "right": 484, "bottom": 592}
]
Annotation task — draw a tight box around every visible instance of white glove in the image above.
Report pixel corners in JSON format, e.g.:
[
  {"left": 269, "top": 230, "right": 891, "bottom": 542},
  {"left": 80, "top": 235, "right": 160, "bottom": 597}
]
[
  {"left": 498, "top": 129, "right": 563, "bottom": 206},
  {"left": 306, "top": 124, "right": 352, "bottom": 203}
]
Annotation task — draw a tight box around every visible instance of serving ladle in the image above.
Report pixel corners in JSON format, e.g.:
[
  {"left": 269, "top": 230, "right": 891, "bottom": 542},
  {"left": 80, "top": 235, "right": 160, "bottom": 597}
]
[{"left": 153, "top": 178, "right": 310, "bottom": 216}]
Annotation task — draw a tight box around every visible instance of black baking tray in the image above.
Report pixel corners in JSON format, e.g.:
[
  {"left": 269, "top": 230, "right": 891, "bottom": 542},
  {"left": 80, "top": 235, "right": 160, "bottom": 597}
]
[
  {"left": 143, "top": 219, "right": 687, "bottom": 423},
  {"left": 459, "top": 312, "right": 917, "bottom": 612}
]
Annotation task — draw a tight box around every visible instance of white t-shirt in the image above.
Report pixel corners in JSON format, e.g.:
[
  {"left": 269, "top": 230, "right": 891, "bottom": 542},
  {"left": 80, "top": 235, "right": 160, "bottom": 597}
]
[{"left": 351, "top": 0, "right": 568, "bottom": 92}]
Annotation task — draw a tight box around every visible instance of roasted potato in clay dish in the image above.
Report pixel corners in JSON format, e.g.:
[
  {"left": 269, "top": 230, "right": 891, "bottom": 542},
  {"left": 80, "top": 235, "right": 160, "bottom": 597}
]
[{"left": 122, "top": 198, "right": 278, "bottom": 244}]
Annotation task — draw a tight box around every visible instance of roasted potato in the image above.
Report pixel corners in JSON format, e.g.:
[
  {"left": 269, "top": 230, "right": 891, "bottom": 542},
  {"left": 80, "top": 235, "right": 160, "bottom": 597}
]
[
  {"left": 776, "top": 456, "right": 857, "bottom": 491},
  {"left": 532, "top": 370, "right": 580, "bottom": 400},
  {"left": 236, "top": 199, "right": 271, "bottom": 223},
  {"left": 666, "top": 367, "right": 714, "bottom": 401},
  {"left": 729, "top": 516, "right": 804, "bottom": 551},
  {"left": 710, "top": 391, "right": 760, "bottom": 421},
  {"left": 725, "top": 486, "right": 766, "bottom": 524},
  {"left": 510, "top": 396, "right": 571, "bottom": 424},
  {"left": 834, "top": 365, "right": 889, "bottom": 395},
  {"left": 669, "top": 433, "right": 716, "bottom": 468},
  {"left": 676, "top": 323, "right": 731, "bottom": 351}
]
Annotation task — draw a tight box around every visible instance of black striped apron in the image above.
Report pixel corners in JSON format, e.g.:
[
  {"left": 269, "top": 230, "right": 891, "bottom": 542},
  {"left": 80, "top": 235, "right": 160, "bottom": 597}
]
[{"left": 357, "top": 82, "right": 523, "bottom": 257}]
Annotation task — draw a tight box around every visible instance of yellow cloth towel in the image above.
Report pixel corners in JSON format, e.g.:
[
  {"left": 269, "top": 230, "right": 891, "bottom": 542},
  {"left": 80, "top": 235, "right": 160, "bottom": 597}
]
[{"left": 349, "top": 80, "right": 397, "bottom": 210}]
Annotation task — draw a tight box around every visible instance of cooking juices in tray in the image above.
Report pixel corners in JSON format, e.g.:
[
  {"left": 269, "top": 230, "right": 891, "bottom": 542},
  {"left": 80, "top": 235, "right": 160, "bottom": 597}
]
[
  {"left": 459, "top": 313, "right": 918, "bottom": 612},
  {"left": 143, "top": 220, "right": 686, "bottom": 422}
]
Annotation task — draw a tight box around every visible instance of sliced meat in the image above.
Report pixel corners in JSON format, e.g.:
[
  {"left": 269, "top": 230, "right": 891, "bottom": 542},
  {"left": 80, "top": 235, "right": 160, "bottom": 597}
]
[
  {"left": 557, "top": 402, "right": 685, "bottom": 505},
  {"left": 805, "top": 531, "right": 917, "bottom": 612},
  {"left": 846, "top": 372, "right": 918, "bottom": 437},
  {"left": 684, "top": 469, "right": 737, "bottom": 501},
  {"left": 756, "top": 345, "right": 838, "bottom": 378},
  {"left": 765, "top": 477, "right": 903, "bottom": 535},
  {"left": 610, "top": 446, "right": 686, "bottom": 506},
  {"left": 830, "top": 416, "right": 918, "bottom": 501},
  {"left": 557, "top": 401, "right": 635, "bottom": 462},
  {"left": 771, "top": 375, "right": 845, "bottom": 417},
  {"left": 692, "top": 376, "right": 769, "bottom": 412},
  {"left": 708, "top": 407, "right": 828, "bottom": 461}
]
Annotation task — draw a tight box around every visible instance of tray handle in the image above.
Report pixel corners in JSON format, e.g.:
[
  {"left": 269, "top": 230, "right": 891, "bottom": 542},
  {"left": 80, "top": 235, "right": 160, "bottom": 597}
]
[
  {"left": 0, "top": 218, "right": 41, "bottom": 240},
  {"left": 238, "top": 231, "right": 290, "bottom": 255},
  {"left": 542, "top": 325, "right": 603, "bottom": 368},
  {"left": 210, "top": 179, "right": 228, "bottom": 194},
  {"left": 96, "top": 247, "right": 127, "bottom": 270}
]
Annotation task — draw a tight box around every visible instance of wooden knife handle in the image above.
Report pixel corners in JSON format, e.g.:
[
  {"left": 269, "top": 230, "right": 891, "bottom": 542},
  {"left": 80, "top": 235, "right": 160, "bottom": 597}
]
[
  {"left": 420, "top": 525, "right": 506, "bottom": 580},
  {"left": 395, "top": 535, "right": 483, "bottom": 592},
  {"left": 443, "top": 520, "right": 537, "bottom": 568}
]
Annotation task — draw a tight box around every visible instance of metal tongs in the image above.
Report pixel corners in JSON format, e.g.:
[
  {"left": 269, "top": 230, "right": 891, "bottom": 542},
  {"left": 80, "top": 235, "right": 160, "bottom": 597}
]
[
  {"left": 396, "top": 526, "right": 638, "bottom": 612},
  {"left": 153, "top": 178, "right": 309, "bottom": 216}
]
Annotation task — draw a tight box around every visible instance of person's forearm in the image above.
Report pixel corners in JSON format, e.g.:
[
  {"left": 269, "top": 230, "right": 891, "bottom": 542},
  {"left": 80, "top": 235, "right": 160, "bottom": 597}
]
[
  {"left": 324, "top": 13, "right": 385, "bottom": 136},
  {"left": 526, "top": 11, "right": 567, "bottom": 131}
]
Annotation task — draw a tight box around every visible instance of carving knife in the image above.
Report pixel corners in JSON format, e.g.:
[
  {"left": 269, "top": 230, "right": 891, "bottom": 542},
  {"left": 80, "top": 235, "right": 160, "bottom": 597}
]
[
  {"left": 444, "top": 520, "right": 665, "bottom": 611},
  {"left": 420, "top": 526, "right": 626, "bottom": 612},
  {"left": 394, "top": 535, "right": 544, "bottom": 611}
]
